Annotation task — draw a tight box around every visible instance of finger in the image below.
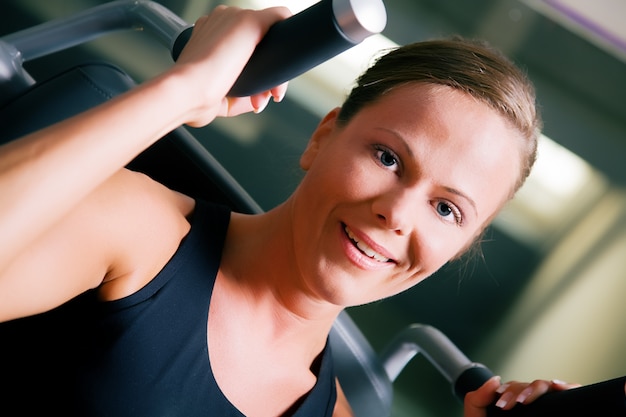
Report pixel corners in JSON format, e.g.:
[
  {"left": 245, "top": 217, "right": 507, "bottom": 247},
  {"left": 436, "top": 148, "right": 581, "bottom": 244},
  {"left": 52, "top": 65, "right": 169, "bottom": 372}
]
[
  {"left": 464, "top": 375, "right": 501, "bottom": 414},
  {"left": 184, "top": 6, "right": 289, "bottom": 62},
  {"left": 550, "top": 379, "right": 582, "bottom": 391},
  {"left": 514, "top": 379, "right": 563, "bottom": 405},
  {"left": 218, "top": 96, "right": 241, "bottom": 118},
  {"left": 257, "top": 5, "right": 293, "bottom": 26},
  {"left": 223, "top": 83, "right": 287, "bottom": 117},
  {"left": 250, "top": 91, "right": 272, "bottom": 113},
  {"left": 176, "top": 5, "right": 292, "bottom": 89},
  {"left": 518, "top": 379, "right": 581, "bottom": 404},
  {"left": 494, "top": 381, "right": 525, "bottom": 410},
  {"left": 493, "top": 380, "right": 545, "bottom": 410},
  {"left": 180, "top": 6, "right": 292, "bottom": 124},
  {"left": 492, "top": 378, "right": 582, "bottom": 409},
  {"left": 270, "top": 82, "right": 288, "bottom": 103}
]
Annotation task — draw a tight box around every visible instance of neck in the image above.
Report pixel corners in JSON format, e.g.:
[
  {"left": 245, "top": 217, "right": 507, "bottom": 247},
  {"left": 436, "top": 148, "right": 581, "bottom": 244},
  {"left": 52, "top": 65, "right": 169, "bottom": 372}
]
[{"left": 218, "top": 202, "right": 343, "bottom": 350}]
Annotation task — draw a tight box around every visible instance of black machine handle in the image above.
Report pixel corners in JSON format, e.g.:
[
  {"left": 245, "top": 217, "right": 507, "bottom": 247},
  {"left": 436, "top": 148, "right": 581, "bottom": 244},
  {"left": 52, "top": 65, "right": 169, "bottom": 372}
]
[
  {"left": 171, "top": 0, "right": 387, "bottom": 97},
  {"left": 455, "top": 366, "right": 626, "bottom": 416}
]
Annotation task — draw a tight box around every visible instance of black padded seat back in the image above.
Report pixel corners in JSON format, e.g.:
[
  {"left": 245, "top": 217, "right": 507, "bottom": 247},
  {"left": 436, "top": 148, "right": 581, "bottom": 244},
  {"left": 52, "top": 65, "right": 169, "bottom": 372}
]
[{"left": 0, "top": 63, "right": 135, "bottom": 142}]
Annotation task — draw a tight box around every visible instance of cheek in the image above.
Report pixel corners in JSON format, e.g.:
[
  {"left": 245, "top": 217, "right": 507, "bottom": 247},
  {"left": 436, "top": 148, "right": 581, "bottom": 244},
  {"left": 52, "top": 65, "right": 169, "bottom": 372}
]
[
  {"left": 306, "top": 155, "right": 378, "bottom": 204},
  {"left": 416, "top": 228, "right": 476, "bottom": 278}
]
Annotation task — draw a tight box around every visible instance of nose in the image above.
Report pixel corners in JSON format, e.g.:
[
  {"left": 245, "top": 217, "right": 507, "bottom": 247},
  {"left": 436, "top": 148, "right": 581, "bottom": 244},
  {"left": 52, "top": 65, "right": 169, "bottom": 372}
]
[{"left": 372, "top": 188, "right": 418, "bottom": 235}]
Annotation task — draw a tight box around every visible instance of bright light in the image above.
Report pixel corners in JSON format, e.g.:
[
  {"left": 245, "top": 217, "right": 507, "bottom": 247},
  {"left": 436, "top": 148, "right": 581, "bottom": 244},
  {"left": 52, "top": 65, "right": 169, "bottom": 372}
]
[
  {"left": 531, "top": 134, "right": 594, "bottom": 198},
  {"left": 495, "top": 134, "right": 607, "bottom": 248}
]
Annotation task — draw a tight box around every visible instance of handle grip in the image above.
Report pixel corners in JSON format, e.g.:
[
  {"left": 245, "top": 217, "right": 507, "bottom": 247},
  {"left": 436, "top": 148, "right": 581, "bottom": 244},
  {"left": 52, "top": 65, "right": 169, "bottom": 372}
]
[
  {"left": 455, "top": 367, "right": 626, "bottom": 416},
  {"left": 171, "top": 0, "right": 386, "bottom": 97}
]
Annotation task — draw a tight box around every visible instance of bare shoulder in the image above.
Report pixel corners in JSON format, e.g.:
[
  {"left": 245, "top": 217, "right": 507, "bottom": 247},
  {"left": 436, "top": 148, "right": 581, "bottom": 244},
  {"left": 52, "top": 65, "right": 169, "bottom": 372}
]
[{"left": 95, "top": 168, "right": 195, "bottom": 300}]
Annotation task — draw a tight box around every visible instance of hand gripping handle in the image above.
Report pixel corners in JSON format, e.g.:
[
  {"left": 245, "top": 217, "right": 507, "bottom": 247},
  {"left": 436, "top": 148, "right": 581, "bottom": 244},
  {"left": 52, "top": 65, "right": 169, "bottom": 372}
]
[
  {"left": 171, "top": 0, "right": 386, "bottom": 97},
  {"left": 456, "top": 366, "right": 626, "bottom": 416}
]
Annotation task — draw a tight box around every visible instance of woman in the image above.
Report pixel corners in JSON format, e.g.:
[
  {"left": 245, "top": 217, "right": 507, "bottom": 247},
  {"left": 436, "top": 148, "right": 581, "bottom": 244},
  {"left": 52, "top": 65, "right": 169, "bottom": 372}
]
[{"left": 0, "top": 4, "right": 586, "bottom": 417}]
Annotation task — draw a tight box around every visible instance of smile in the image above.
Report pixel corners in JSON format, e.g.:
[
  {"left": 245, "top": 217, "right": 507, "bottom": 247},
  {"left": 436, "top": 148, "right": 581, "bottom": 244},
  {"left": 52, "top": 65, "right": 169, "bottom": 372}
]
[{"left": 344, "top": 225, "right": 392, "bottom": 263}]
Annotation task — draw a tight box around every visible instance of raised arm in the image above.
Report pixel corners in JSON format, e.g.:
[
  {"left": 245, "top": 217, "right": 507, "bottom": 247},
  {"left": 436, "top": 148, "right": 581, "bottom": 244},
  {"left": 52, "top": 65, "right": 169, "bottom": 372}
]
[{"left": 0, "top": 5, "right": 289, "bottom": 322}]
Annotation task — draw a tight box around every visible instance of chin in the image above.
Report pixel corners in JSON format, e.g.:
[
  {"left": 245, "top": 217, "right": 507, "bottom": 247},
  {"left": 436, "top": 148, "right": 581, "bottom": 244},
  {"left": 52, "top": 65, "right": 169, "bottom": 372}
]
[{"left": 314, "top": 274, "right": 380, "bottom": 308}]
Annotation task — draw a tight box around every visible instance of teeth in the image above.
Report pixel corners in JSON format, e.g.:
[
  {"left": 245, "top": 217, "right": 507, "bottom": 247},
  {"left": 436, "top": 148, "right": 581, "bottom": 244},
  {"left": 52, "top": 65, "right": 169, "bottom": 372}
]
[{"left": 345, "top": 227, "right": 390, "bottom": 262}]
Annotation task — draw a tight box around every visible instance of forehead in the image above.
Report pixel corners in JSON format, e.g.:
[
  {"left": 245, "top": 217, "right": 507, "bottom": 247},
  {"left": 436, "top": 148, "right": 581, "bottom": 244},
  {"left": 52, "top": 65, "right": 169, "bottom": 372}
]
[{"left": 350, "top": 83, "right": 523, "bottom": 220}]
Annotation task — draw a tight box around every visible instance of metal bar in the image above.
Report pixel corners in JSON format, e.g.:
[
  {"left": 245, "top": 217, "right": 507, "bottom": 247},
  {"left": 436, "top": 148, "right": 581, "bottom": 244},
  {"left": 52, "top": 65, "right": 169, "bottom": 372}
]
[
  {"left": 1, "top": 0, "right": 188, "bottom": 62},
  {"left": 379, "top": 323, "right": 478, "bottom": 384}
]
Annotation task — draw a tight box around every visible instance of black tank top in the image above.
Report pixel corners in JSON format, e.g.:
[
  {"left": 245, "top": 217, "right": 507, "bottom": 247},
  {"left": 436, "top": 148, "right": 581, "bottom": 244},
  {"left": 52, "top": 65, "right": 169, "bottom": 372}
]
[{"left": 0, "top": 200, "right": 336, "bottom": 416}]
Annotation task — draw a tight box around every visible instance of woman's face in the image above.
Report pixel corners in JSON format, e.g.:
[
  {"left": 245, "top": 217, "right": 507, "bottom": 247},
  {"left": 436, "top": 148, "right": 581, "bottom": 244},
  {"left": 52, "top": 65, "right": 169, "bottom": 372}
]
[{"left": 289, "top": 83, "right": 522, "bottom": 307}]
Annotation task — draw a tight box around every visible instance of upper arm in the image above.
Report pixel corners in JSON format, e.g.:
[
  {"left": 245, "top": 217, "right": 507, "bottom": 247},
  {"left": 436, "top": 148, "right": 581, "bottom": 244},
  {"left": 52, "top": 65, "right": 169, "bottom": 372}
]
[
  {"left": 0, "top": 168, "right": 192, "bottom": 322},
  {"left": 334, "top": 379, "right": 355, "bottom": 417},
  {"left": 0, "top": 193, "right": 115, "bottom": 321}
]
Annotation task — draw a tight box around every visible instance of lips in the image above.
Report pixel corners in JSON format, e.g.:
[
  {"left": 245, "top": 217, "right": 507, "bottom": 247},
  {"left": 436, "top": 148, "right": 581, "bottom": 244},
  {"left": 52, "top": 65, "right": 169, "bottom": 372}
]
[{"left": 344, "top": 225, "right": 393, "bottom": 263}]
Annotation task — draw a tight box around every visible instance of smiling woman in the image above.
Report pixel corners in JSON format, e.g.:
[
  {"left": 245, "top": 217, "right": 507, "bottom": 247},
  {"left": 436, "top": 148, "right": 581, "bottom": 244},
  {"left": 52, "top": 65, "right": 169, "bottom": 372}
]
[
  {"left": 292, "top": 83, "right": 525, "bottom": 306},
  {"left": 0, "top": 4, "right": 607, "bottom": 417}
]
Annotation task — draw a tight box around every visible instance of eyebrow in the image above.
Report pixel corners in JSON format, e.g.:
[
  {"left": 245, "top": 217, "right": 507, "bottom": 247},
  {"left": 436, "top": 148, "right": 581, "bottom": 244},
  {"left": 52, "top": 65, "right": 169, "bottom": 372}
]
[
  {"left": 376, "top": 127, "right": 478, "bottom": 217},
  {"left": 444, "top": 186, "right": 478, "bottom": 217},
  {"left": 376, "top": 127, "right": 414, "bottom": 158}
]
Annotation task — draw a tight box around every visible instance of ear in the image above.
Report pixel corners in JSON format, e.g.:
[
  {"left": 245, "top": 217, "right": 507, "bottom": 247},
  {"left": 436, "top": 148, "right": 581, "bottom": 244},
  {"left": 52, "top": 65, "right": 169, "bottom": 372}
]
[{"left": 300, "top": 107, "right": 341, "bottom": 171}]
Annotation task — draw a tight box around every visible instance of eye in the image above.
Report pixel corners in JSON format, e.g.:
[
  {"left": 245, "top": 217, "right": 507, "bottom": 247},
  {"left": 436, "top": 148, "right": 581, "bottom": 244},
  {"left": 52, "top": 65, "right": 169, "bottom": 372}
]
[
  {"left": 373, "top": 145, "right": 400, "bottom": 172},
  {"left": 435, "top": 200, "right": 463, "bottom": 225}
]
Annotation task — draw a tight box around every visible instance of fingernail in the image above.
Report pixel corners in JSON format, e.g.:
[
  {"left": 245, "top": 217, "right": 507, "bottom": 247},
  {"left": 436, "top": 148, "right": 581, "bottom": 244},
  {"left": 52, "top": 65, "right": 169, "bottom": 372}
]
[
  {"left": 253, "top": 99, "right": 269, "bottom": 114},
  {"left": 551, "top": 379, "right": 567, "bottom": 385},
  {"left": 495, "top": 392, "right": 513, "bottom": 409},
  {"left": 272, "top": 90, "right": 285, "bottom": 103},
  {"left": 496, "top": 383, "right": 510, "bottom": 394},
  {"left": 516, "top": 387, "right": 533, "bottom": 404}
]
